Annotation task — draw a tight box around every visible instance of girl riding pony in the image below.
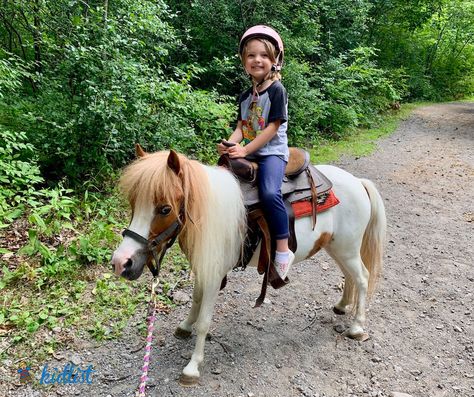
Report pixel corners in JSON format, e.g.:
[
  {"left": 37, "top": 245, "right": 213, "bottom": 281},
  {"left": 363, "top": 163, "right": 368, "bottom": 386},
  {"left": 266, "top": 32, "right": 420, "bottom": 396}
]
[{"left": 217, "top": 25, "right": 294, "bottom": 279}]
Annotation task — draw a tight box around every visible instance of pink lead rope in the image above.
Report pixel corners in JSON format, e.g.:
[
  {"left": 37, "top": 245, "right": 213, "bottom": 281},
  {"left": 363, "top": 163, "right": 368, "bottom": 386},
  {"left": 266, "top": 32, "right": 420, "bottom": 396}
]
[{"left": 136, "top": 278, "right": 160, "bottom": 397}]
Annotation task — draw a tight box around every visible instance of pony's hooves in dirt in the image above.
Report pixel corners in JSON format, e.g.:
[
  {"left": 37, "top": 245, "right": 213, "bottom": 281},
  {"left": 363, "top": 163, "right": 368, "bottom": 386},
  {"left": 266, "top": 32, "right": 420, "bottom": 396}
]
[
  {"left": 346, "top": 332, "right": 370, "bottom": 342},
  {"left": 333, "top": 306, "right": 346, "bottom": 315},
  {"left": 174, "top": 327, "right": 192, "bottom": 340},
  {"left": 179, "top": 374, "right": 199, "bottom": 387},
  {"left": 334, "top": 325, "right": 369, "bottom": 341}
]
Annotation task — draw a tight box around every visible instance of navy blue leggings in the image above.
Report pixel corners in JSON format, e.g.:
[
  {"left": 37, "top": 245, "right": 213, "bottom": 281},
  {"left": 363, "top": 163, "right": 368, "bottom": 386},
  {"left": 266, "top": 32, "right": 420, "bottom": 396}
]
[{"left": 256, "top": 155, "right": 289, "bottom": 240}]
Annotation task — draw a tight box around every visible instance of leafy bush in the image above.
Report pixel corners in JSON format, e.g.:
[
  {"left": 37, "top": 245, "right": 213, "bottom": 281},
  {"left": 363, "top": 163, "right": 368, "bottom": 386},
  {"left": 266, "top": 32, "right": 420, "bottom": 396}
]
[
  {"left": 0, "top": 127, "right": 44, "bottom": 219},
  {"left": 1, "top": 0, "right": 237, "bottom": 183},
  {"left": 318, "top": 48, "right": 401, "bottom": 136},
  {"left": 282, "top": 60, "right": 326, "bottom": 146},
  {"left": 0, "top": 55, "right": 29, "bottom": 98}
]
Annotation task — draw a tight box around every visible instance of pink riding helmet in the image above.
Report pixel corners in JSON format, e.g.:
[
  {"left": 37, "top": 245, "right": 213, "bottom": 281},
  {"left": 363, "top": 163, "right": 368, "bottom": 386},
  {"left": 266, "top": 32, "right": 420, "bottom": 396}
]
[{"left": 239, "top": 25, "right": 284, "bottom": 71}]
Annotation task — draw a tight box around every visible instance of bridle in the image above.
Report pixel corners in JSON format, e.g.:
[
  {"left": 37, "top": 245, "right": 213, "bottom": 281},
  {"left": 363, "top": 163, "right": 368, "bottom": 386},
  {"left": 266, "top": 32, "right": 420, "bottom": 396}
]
[{"left": 121, "top": 210, "right": 184, "bottom": 278}]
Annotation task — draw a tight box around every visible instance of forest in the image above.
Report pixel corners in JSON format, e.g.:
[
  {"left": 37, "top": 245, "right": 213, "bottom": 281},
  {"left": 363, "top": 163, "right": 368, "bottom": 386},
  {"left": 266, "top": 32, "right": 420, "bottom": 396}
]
[{"left": 0, "top": 0, "right": 473, "bottom": 359}]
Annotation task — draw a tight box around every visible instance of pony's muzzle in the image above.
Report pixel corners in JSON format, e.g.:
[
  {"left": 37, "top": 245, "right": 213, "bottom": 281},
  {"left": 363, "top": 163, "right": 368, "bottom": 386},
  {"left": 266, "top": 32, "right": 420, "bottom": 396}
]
[
  {"left": 111, "top": 249, "right": 148, "bottom": 280},
  {"left": 119, "top": 258, "right": 134, "bottom": 278},
  {"left": 111, "top": 249, "right": 134, "bottom": 276}
]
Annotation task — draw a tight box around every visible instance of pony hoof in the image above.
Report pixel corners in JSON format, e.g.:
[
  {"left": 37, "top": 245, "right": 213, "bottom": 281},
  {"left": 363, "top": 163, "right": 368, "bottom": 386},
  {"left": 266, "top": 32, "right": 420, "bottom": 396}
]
[
  {"left": 179, "top": 374, "right": 199, "bottom": 387},
  {"left": 333, "top": 306, "right": 346, "bottom": 315},
  {"left": 346, "top": 332, "right": 370, "bottom": 342},
  {"left": 174, "top": 327, "right": 192, "bottom": 340}
]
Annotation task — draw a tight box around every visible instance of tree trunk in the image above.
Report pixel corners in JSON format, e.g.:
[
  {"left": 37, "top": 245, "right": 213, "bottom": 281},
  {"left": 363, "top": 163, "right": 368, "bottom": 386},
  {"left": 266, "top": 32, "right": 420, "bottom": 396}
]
[
  {"left": 104, "top": 0, "right": 108, "bottom": 27},
  {"left": 33, "top": 0, "right": 42, "bottom": 76}
]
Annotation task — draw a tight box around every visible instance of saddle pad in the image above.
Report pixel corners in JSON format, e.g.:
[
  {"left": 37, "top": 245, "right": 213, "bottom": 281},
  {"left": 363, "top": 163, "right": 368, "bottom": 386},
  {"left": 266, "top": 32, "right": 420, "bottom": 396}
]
[{"left": 292, "top": 190, "right": 340, "bottom": 218}]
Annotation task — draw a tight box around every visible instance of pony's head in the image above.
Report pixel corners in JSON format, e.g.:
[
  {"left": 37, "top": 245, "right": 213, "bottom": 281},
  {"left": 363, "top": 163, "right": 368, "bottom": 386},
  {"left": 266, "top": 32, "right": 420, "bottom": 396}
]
[{"left": 111, "top": 145, "right": 208, "bottom": 280}]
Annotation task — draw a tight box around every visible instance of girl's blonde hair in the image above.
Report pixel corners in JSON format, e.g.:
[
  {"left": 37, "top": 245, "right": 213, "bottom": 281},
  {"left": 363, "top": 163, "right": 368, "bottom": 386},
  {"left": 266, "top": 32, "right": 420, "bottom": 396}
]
[{"left": 241, "top": 38, "right": 281, "bottom": 81}]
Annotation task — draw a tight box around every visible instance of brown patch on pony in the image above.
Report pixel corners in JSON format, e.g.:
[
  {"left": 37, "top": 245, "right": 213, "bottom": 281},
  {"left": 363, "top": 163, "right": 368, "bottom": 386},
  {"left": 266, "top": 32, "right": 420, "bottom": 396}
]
[
  {"left": 135, "top": 143, "right": 147, "bottom": 158},
  {"left": 167, "top": 150, "right": 181, "bottom": 176},
  {"left": 150, "top": 210, "right": 180, "bottom": 240},
  {"left": 306, "top": 232, "right": 332, "bottom": 259}
]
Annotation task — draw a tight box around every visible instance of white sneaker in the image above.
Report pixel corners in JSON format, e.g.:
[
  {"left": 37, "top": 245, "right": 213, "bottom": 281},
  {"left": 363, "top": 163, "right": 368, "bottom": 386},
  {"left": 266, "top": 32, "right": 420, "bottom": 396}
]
[{"left": 274, "top": 250, "right": 295, "bottom": 279}]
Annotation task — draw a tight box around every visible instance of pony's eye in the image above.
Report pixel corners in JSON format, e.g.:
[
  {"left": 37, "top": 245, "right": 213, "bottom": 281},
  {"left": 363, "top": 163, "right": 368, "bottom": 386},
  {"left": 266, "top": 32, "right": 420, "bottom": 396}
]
[{"left": 157, "top": 205, "right": 172, "bottom": 216}]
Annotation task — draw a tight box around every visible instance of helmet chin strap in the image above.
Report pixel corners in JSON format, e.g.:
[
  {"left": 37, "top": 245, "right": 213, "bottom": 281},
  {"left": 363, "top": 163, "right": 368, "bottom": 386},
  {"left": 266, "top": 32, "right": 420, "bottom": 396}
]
[
  {"left": 253, "top": 72, "right": 272, "bottom": 92},
  {"left": 255, "top": 78, "right": 269, "bottom": 88}
]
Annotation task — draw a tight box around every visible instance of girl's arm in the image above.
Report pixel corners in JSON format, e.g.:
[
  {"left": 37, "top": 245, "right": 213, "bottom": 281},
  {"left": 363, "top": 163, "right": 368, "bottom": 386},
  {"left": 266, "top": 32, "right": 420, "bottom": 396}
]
[
  {"left": 227, "top": 120, "right": 281, "bottom": 158},
  {"left": 228, "top": 121, "right": 244, "bottom": 143},
  {"left": 217, "top": 121, "right": 244, "bottom": 155}
]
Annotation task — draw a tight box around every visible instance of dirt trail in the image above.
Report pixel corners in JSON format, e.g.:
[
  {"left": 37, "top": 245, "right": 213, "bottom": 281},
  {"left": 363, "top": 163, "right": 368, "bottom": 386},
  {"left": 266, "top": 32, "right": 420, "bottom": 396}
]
[{"left": 6, "top": 102, "right": 474, "bottom": 397}]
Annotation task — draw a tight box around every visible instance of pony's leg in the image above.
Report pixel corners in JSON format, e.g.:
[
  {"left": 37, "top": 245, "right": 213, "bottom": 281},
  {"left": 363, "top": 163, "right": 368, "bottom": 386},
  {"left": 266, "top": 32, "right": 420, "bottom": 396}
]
[
  {"left": 326, "top": 248, "right": 369, "bottom": 339},
  {"left": 180, "top": 282, "right": 220, "bottom": 385},
  {"left": 175, "top": 283, "right": 202, "bottom": 339},
  {"left": 333, "top": 268, "right": 353, "bottom": 315}
]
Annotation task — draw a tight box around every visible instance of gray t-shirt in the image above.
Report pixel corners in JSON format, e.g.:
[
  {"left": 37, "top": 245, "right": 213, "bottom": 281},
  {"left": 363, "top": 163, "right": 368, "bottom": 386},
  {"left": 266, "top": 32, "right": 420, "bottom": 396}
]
[{"left": 238, "top": 81, "right": 289, "bottom": 162}]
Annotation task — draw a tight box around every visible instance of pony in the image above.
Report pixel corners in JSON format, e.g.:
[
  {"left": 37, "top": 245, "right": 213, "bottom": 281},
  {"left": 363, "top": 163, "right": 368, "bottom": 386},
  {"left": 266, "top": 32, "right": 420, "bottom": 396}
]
[{"left": 111, "top": 146, "right": 387, "bottom": 386}]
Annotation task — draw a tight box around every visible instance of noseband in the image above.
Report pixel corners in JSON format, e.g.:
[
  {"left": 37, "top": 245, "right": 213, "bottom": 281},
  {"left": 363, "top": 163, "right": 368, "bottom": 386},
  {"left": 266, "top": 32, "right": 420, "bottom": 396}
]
[{"left": 122, "top": 214, "right": 183, "bottom": 278}]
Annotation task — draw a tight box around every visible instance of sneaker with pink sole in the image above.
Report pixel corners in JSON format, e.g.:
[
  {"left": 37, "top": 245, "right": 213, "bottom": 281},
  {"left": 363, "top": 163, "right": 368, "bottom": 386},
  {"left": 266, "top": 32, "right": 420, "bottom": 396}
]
[{"left": 274, "top": 250, "right": 295, "bottom": 279}]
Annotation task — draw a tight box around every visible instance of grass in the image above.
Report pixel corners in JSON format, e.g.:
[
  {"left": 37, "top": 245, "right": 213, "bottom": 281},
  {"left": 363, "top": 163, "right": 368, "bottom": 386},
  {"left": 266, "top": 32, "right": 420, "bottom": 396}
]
[{"left": 309, "top": 103, "right": 420, "bottom": 164}]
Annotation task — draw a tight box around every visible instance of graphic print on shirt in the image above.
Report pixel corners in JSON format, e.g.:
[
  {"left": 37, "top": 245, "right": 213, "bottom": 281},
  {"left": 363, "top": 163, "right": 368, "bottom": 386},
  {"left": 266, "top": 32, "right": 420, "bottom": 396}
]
[
  {"left": 242, "top": 102, "right": 265, "bottom": 145},
  {"left": 238, "top": 81, "right": 289, "bottom": 161}
]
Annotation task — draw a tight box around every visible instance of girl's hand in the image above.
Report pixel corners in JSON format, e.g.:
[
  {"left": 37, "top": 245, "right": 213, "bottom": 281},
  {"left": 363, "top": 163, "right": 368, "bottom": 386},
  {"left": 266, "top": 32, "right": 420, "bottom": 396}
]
[
  {"left": 216, "top": 142, "right": 228, "bottom": 155},
  {"left": 228, "top": 144, "right": 248, "bottom": 158}
]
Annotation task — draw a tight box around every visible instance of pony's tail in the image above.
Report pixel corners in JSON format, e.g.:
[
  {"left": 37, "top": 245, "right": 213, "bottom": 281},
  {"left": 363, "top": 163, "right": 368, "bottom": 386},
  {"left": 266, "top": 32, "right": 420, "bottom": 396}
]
[{"left": 359, "top": 179, "right": 387, "bottom": 298}]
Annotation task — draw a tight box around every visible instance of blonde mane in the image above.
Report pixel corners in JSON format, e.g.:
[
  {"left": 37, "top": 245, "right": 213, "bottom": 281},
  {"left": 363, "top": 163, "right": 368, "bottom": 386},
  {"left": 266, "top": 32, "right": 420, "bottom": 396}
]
[{"left": 119, "top": 151, "right": 246, "bottom": 286}]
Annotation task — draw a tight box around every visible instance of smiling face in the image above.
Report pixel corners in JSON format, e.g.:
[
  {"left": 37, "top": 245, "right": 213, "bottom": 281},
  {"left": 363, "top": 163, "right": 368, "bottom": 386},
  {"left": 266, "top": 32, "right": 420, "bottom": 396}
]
[{"left": 243, "top": 38, "right": 275, "bottom": 82}]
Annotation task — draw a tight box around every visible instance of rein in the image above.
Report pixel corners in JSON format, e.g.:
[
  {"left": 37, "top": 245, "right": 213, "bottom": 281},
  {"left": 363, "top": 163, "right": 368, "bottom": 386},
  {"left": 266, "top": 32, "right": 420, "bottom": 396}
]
[{"left": 136, "top": 277, "right": 160, "bottom": 397}]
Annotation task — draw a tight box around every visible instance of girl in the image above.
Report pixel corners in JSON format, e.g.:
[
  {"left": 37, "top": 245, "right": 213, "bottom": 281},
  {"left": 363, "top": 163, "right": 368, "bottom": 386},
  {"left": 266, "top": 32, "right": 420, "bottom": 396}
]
[{"left": 217, "top": 25, "right": 294, "bottom": 279}]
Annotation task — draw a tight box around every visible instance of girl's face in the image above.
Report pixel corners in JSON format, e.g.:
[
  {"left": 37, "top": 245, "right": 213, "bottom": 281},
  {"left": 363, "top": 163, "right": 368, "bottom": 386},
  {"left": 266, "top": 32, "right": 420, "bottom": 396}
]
[{"left": 243, "top": 39, "right": 273, "bottom": 82}]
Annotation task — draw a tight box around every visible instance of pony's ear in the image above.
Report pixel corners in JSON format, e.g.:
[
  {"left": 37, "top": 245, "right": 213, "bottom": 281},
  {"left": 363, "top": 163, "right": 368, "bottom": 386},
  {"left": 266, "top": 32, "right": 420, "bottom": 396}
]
[
  {"left": 167, "top": 150, "right": 181, "bottom": 175},
  {"left": 135, "top": 143, "right": 147, "bottom": 158}
]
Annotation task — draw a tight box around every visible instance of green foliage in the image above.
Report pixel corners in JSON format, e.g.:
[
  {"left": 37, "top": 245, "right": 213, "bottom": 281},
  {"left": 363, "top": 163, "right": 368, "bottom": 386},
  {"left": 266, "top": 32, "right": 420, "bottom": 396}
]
[
  {"left": 0, "top": 53, "right": 31, "bottom": 98},
  {"left": 0, "top": 0, "right": 237, "bottom": 183},
  {"left": 315, "top": 0, "right": 372, "bottom": 58},
  {"left": 368, "top": 0, "right": 474, "bottom": 99},
  {"left": 0, "top": 186, "right": 145, "bottom": 360},
  {"left": 0, "top": 127, "right": 43, "bottom": 221},
  {"left": 284, "top": 47, "right": 401, "bottom": 144}
]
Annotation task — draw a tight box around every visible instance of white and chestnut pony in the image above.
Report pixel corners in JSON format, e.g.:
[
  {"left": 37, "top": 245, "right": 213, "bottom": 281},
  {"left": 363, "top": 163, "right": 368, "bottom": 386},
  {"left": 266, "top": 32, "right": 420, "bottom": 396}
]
[{"left": 111, "top": 146, "right": 387, "bottom": 385}]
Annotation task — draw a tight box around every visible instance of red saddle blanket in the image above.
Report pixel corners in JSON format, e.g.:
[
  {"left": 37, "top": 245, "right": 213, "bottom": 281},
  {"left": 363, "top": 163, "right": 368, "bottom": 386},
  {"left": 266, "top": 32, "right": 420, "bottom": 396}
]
[{"left": 292, "top": 190, "right": 340, "bottom": 218}]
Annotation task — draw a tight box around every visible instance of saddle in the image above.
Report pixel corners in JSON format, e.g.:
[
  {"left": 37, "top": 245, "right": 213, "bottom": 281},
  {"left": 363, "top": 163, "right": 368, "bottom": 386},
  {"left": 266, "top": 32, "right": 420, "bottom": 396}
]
[
  {"left": 218, "top": 147, "right": 333, "bottom": 224},
  {"left": 218, "top": 147, "right": 335, "bottom": 306}
]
